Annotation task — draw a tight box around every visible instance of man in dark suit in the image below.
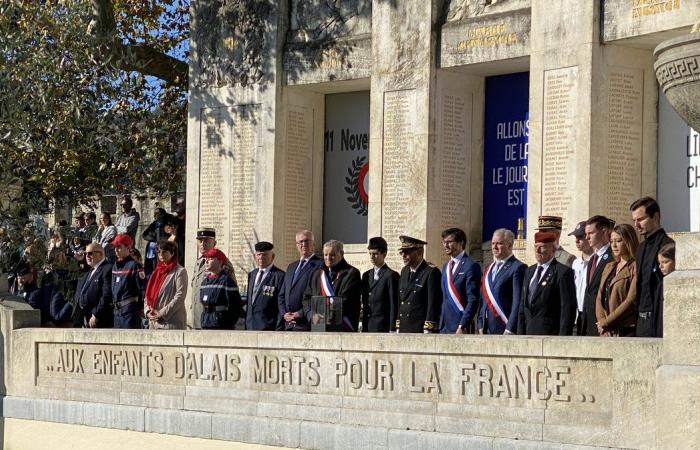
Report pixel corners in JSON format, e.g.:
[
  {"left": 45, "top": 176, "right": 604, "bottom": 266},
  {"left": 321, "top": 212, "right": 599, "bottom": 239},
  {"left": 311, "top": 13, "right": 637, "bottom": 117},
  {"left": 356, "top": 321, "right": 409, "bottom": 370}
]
[
  {"left": 518, "top": 231, "right": 576, "bottom": 336},
  {"left": 439, "top": 227, "right": 481, "bottom": 334},
  {"left": 245, "top": 241, "right": 285, "bottom": 331},
  {"left": 580, "top": 215, "right": 614, "bottom": 336},
  {"left": 303, "top": 240, "right": 362, "bottom": 331},
  {"left": 630, "top": 196, "right": 674, "bottom": 337},
  {"left": 73, "top": 243, "right": 114, "bottom": 328},
  {"left": 397, "top": 235, "right": 442, "bottom": 333},
  {"left": 361, "top": 237, "right": 399, "bottom": 332},
  {"left": 278, "top": 230, "right": 323, "bottom": 331},
  {"left": 478, "top": 228, "right": 526, "bottom": 335}
]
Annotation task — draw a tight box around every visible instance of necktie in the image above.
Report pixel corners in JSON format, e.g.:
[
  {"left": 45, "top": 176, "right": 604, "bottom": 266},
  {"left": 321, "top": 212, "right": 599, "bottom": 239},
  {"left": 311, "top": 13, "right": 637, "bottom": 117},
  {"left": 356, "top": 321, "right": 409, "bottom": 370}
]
[
  {"left": 448, "top": 259, "right": 454, "bottom": 277},
  {"left": 252, "top": 269, "right": 264, "bottom": 303},
  {"left": 374, "top": 268, "right": 380, "bottom": 281},
  {"left": 588, "top": 254, "right": 598, "bottom": 283},
  {"left": 292, "top": 259, "right": 306, "bottom": 283},
  {"left": 528, "top": 265, "right": 544, "bottom": 305},
  {"left": 491, "top": 261, "right": 502, "bottom": 282}
]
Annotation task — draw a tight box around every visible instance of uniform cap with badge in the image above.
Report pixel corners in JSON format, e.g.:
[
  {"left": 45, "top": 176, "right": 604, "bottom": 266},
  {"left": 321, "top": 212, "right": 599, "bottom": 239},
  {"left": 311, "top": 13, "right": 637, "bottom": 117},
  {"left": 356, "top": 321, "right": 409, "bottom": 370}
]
[
  {"left": 534, "top": 231, "right": 557, "bottom": 243},
  {"left": 398, "top": 235, "right": 427, "bottom": 253},
  {"left": 537, "top": 215, "right": 563, "bottom": 231},
  {"left": 196, "top": 227, "right": 216, "bottom": 240}
]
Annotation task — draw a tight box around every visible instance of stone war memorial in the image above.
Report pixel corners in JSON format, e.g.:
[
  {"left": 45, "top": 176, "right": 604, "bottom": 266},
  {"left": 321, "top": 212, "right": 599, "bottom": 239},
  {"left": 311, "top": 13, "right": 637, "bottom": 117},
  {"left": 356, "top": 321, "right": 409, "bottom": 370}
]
[{"left": 2, "top": 0, "right": 700, "bottom": 449}]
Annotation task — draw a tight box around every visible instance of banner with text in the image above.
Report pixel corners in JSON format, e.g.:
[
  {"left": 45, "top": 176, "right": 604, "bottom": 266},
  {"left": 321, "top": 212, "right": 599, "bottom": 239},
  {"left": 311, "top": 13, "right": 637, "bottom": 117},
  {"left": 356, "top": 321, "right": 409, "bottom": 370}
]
[
  {"left": 323, "top": 91, "right": 370, "bottom": 243},
  {"left": 482, "top": 72, "right": 529, "bottom": 242}
]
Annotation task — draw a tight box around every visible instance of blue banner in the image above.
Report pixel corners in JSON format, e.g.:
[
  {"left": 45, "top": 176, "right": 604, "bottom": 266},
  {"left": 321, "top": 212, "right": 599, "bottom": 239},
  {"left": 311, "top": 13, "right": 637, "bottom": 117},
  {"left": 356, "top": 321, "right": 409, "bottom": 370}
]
[{"left": 482, "top": 72, "right": 529, "bottom": 242}]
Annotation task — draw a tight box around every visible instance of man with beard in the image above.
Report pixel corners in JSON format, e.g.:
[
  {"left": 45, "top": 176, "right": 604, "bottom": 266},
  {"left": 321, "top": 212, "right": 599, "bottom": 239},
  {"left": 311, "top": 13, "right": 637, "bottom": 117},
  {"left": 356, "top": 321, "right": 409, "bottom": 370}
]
[{"left": 440, "top": 227, "right": 480, "bottom": 334}]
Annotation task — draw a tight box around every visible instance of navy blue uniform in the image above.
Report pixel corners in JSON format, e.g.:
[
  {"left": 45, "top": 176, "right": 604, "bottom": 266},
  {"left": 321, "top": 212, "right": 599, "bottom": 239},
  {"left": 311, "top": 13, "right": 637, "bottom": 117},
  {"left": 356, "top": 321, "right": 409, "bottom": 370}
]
[
  {"left": 200, "top": 272, "right": 241, "bottom": 329},
  {"left": 111, "top": 256, "right": 144, "bottom": 329}
]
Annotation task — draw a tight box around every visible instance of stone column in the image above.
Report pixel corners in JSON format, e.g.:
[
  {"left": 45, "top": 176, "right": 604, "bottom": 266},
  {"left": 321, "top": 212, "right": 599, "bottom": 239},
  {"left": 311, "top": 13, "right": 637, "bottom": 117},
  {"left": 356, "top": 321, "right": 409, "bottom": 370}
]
[
  {"left": 185, "top": 1, "right": 288, "bottom": 316},
  {"left": 656, "top": 232, "right": 700, "bottom": 447},
  {"left": 369, "top": 0, "right": 480, "bottom": 266},
  {"left": 527, "top": 0, "right": 658, "bottom": 253}
]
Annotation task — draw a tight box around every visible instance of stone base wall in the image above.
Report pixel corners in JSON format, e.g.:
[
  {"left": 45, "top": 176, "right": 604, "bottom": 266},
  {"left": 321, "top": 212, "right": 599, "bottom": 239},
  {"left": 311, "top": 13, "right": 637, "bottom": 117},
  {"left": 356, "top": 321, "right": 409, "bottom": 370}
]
[{"left": 3, "top": 324, "right": 660, "bottom": 449}]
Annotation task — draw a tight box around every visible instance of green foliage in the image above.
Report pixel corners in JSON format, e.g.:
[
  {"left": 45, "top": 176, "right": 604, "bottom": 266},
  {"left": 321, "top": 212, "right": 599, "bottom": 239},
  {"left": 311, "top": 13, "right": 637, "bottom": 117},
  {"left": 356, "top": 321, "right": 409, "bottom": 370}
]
[{"left": 0, "top": 0, "right": 189, "bottom": 272}]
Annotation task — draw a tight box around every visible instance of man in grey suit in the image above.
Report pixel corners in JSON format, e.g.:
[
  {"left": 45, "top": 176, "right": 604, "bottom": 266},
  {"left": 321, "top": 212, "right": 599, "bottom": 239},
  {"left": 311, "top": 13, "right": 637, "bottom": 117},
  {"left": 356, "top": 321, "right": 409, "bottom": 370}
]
[
  {"left": 245, "top": 241, "right": 285, "bottom": 331},
  {"left": 361, "top": 237, "right": 399, "bottom": 332},
  {"left": 478, "top": 229, "right": 526, "bottom": 335}
]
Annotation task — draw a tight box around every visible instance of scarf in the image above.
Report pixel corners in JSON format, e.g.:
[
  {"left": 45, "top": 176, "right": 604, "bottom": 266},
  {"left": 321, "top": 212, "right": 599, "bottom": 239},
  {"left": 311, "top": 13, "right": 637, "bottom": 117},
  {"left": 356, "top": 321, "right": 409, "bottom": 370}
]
[{"left": 145, "top": 260, "right": 177, "bottom": 310}]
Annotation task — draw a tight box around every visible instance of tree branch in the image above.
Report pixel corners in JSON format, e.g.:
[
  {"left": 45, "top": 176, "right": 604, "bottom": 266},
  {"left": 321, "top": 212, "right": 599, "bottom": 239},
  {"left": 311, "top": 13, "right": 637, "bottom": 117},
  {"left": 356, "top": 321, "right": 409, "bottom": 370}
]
[{"left": 89, "top": 0, "right": 188, "bottom": 86}]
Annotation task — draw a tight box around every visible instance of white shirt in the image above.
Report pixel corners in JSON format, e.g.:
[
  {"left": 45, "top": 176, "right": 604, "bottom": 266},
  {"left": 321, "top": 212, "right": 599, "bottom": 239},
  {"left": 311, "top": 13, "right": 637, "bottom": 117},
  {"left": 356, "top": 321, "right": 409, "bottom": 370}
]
[
  {"left": 491, "top": 254, "right": 512, "bottom": 278},
  {"left": 88, "top": 258, "right": 106, "bottom": 281},
  {"left": 450, "top": 251, "right": 465, "bottom": 274},
  {"left": 373, "top": 264, "right": 385, "bottom": 281},
  {"left": 594, "top": 243, "right": 610, "bottom": 261},
  {"left": 531, "top": 258, "right": 554, "bottom": 286},
  {"left": 572, "top": 255, "right": 591, "bottom": 312}
]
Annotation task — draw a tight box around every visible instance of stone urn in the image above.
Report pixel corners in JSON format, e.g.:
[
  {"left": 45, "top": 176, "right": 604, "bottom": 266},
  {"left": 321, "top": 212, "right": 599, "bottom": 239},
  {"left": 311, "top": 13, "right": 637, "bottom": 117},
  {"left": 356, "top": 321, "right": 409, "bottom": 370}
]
[{"left": 654, "top": 29, "right": 700, "bottom": 130}]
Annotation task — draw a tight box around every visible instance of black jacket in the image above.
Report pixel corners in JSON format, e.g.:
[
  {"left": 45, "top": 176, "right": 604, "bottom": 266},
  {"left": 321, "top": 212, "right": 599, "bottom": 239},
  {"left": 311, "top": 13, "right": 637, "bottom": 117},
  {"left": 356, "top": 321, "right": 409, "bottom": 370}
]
[
  {"left": 518, "top": 259, "right": 576, "bottom": 336},
  {"left": 635, "top": 228, "right": 674, "bottom": 337},
  {"left": 303, "top": 259, "right": 362, "bottom": 332},
  {"left": 361, "top": 265, "right": 400, "bottom": 332},
  {"left": 397, "top": 260, "right": 442, "bottom": 333},
  {"left": 581, "top": 246, "right": 615, "bottom": 336},
  {"left": 73, "top": 261, "right": 114, "bottom": 327},
  {"left": 246, "top": 265, "right": 285, "bottom": 331}
]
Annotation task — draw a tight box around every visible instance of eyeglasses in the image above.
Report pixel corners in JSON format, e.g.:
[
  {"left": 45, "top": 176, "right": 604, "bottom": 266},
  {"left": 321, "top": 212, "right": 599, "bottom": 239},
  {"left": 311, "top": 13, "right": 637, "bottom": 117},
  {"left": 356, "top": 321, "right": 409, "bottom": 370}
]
[
  {"left": 85, "top": 251, "right": 103, "bottom": 256},
  {"left": 296, "top": 239, "right": 311, "bottom": 245}
]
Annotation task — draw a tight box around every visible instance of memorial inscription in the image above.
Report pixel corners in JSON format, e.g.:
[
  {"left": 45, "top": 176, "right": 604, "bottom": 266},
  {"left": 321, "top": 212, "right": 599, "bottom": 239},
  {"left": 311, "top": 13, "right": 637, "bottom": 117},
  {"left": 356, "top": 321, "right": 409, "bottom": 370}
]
[
  {"left": 381, "top": 90, "right": 416, "bottom": 267},
  {"left": 456, "top": 22, "right": 518, "bottom": 49},
  {"left": 230, "top": 104, "right": 262, "bottom": 275},
  {"left": 632, "top": 0, "right": 681, "bottom": 18},
  {"left": 36, "top": 343, "right": 607, "bottom": 410},
  {"left": 284, "top": 106, "right": 314, "bottom": 260},
  {"left": 606, "top": 68, "right": 643, "bottom": 224},
  {"left": 439, "top": 90, "right": 469, "bottom": 232},
  {"left": 542, "top": 67, "right": 578, "bottom": 228},
  {"left": 199, "top": 107, "right": 231, "bottom": 254}
]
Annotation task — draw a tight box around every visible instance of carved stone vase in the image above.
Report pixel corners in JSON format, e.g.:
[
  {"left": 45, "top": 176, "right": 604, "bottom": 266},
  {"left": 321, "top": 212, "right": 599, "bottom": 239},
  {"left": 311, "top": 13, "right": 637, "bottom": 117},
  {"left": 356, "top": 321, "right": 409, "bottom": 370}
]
[{"left": 655, "top": 32, "right": 700, "bottom": 130}]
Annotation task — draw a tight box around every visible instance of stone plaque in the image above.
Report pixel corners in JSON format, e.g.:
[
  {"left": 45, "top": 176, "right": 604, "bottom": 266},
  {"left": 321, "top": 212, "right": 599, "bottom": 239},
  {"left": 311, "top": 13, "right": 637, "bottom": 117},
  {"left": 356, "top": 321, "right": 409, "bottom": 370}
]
[
  {"left": 606, "top": 67, "right": 643, "bottom": 225},
  {"left": 199, "top": 105, "right": 262, "bottom": 274},
  {"left": 284, "top": 105, "right": 314, "bottom": 261},
  {"left": 602, "top": 0, "right": 695, "bottom": 42},
  {"left": 438, "top": 89, "right": 470, "bottom": 233},
  {"left": 441, "top": 9, "right": 531, "bottom": 68},
  {"left": 199, "top": 107, "right": 232, "bottom": 255},
  {"left": 381, "top": 90, "right": 417, "bottom": 267},
  {"left": 230, "top": 104, "right": 262, "bottom": 276},
  {"left": 542, "top": 67, "right": 578, "bottom": 232}
]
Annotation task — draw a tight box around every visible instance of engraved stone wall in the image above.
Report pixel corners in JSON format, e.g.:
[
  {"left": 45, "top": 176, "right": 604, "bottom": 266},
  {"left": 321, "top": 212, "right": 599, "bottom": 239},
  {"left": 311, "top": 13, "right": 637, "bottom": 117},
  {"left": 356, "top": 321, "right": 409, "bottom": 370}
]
[{"left": 541, "top": 67, "right": 578, "bottom": 233}]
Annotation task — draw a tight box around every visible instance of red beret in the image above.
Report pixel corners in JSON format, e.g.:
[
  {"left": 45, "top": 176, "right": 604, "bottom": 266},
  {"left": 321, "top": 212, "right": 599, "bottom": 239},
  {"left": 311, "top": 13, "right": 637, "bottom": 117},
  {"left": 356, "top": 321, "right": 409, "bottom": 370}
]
[
  {"left": 203, "top": 248, "right": 228, "bottom": 264},
  {"left": 112, "top": 234, "right": 133, "bottom": 248},
  {"left": 534, "top": 231, "right": 557, "bottom": 244}
]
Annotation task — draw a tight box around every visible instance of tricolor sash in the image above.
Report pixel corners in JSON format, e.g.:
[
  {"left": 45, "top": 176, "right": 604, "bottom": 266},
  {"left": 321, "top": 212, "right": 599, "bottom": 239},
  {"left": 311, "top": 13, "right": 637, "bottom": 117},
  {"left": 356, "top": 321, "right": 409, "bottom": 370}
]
[
  {"left": 481, "top": 263, "right": 508, "bottom": 324},
  {"left": 442, "top": 259, "right": 465, "bottom": 313},
  {"left": 320, "top": 269, "right": 355, "bottom": 331},
  {"left": 320, "top": 269, "right": 336, "bottom": 297}
]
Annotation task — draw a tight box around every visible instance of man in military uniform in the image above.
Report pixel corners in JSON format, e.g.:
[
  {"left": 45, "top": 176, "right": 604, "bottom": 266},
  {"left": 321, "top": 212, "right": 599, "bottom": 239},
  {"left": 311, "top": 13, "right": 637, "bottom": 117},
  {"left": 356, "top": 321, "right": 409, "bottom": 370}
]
[
  {"left": 396, "top": 236, "right": 442, "bottom": 333},
  {"left": 537, "top": 215, "right": 576, "bottom": 267},
  {"left": 189, "top": 227, "right": 236, "bottom": 329}
]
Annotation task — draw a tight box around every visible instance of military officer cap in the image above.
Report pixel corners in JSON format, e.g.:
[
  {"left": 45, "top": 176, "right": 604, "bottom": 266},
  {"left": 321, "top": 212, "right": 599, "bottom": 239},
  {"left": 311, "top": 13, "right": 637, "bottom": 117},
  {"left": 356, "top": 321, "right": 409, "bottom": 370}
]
[
  {"left": 196, "top": 227, "right": 216, "bottom": 240},
  {"left": 254, "top": 241, "right": 274, "bottom": 252},
  {"left": 535, "top": 231, "right": 557, "bottom": 243},
  {"left": 568, "top": 221, "right": 587, "bottom": 239},
  {"left": 398, "top": 235, "right": 427, "bottom": 252},
  {"left": 537, "top": 215, "right": 563, "bottom": 231},
  {"left": 367, "top": 237, "right": 388, "bottom": 253}
]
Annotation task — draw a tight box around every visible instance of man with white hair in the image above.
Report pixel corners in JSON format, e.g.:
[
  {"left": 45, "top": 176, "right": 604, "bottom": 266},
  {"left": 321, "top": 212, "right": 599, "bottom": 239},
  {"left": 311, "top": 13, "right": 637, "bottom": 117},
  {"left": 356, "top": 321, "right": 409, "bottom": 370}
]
[
  {"left": 302, "top": 239, "right": 362, "bottom": 332},
  {"left": 478, "top": 228, "right": 525, "bottom": 335}
]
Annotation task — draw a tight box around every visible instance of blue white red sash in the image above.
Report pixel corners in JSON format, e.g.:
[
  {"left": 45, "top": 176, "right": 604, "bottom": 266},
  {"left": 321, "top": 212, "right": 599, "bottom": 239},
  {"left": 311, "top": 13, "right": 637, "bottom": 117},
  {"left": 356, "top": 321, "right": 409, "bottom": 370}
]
[
  {"left": 443, "top": 259, "right": 465, "bottom": 312},
  {"left": 320, "top": 269, "right": 355, "bottom": 331},
  {"left": 481, "top": 263, "right": 508, "bottom": 324}
]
